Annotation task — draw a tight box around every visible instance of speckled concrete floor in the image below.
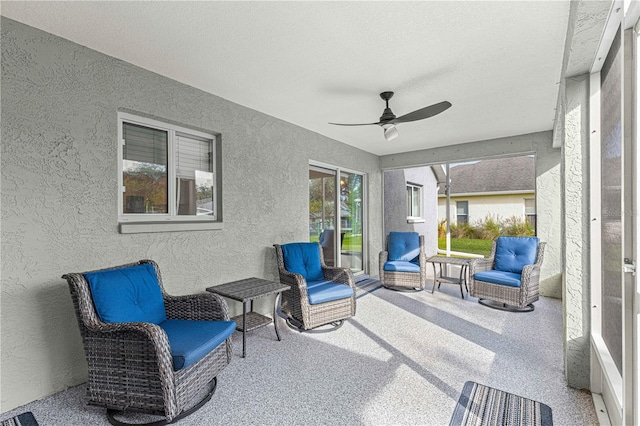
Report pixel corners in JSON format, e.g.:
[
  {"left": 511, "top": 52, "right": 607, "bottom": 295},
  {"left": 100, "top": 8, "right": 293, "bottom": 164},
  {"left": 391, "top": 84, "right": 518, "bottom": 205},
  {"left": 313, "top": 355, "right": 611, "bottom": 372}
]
[{"left": 1, "top": 280, "right": 599, "bottom": 425}]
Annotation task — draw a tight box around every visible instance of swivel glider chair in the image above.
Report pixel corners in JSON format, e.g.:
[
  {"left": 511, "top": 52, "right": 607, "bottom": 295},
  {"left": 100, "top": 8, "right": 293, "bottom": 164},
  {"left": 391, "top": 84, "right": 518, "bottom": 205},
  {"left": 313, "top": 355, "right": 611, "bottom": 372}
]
[
  {"left": 63, "top": 260, "right": 235, "bottom": 425},
  {"left": 379, "top": 231, "right": 427, "bottom": 291},
  {"left": 274, "top": 242, "right": 356, "bottom": 332},
  {"left": 469, "top": 236, "right": 545, "bottom": 312}
]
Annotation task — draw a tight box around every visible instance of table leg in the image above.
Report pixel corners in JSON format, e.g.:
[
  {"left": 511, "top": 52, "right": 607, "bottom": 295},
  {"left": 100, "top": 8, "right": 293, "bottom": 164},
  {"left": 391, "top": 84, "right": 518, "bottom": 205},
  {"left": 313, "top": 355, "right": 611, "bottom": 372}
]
[
  {"left": 242, "top": 301, "right": 247, "bottom": 358},
  {"left": 273, "top": 293, "right": 282, "bottom": 341},
  {"left": 431, "top": 263, "right": 437, "bottom": 293},
  {"left": 458, "top": 265, "right": 465, "bottom": 299}
]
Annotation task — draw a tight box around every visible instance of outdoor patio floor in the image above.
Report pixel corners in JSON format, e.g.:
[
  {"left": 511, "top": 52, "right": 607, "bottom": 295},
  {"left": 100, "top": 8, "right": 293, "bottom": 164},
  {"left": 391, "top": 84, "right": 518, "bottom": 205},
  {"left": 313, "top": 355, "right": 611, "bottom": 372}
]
[{"left": 0, "top": 277, "right": 599, "bottom": 425}]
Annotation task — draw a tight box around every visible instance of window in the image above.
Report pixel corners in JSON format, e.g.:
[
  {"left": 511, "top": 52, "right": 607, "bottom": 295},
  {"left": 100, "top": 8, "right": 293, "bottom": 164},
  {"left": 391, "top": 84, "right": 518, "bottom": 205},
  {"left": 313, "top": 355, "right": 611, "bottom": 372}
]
[
  {"left": 118, "top": 113, "right": 221, "bottom": 229},
  {"left": 456, "top": 201, "right": 468, "bottom": 224},
  {"left": 524, "top": 198, "right": 536, "bottom": 229},
  {"left": 406, "top": 183, "right": 422, "bottom": 219}
]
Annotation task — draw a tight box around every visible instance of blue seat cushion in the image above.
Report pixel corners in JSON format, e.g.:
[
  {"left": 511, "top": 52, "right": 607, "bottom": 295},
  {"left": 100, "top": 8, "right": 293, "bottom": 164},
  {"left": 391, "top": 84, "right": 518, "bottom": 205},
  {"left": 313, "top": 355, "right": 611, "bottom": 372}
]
[
  {"left": 383, "top": 260, "right": 421, "bottom": 273},
  {"left": 388, "top": 232, "right": 420, "bottom": 262},
  {"left": 281, "top": 243, "right": 324, "bottom": 281},
  {"left": 494, "top": 236, "right": 539, "bottom": 274},
  {"left": 474, "top": 270, "right": 522, "bottom": 287},
  {"left": 85, "top": 263, "right": 166, "bottom": 324},
  {"left": 159, "top": 319, "right": 236, "bottom": 371},
  {"left": 305, "top": 280, "right": 354, "bottom": 305}
]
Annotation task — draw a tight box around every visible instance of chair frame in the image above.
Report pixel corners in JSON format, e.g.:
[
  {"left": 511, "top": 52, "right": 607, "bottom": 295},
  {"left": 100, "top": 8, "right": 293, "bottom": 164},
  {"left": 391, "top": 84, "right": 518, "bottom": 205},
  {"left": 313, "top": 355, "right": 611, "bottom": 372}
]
[
  {"left": 379, "top": 234, "right": 427, "bottom": 291},
  {"left": 63, "top": 259, "right": 233, "bottom": 426},
  {"left": 274, "top": 243, "right": 356, "bottom": 332},
  {"left": 469, "top": 239, "right": 546, "bottom": 312}
]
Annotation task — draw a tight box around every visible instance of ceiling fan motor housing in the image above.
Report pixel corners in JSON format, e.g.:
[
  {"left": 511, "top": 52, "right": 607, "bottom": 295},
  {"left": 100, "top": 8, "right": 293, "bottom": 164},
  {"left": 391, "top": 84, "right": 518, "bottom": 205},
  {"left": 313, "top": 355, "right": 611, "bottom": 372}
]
[{"left": 379, "top": 91, "right": 396, "bottom": 122}]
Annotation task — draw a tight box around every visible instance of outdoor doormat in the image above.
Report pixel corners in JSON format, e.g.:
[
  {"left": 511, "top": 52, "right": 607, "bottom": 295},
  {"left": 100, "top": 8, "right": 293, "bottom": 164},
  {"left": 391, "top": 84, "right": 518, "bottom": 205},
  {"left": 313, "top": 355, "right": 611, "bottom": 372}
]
[
  {"left": 1, "top": 412, "right": 39, "bottom": 426},
  {"left": 450, "top": 381, "right": 553, "bottom": 426}
]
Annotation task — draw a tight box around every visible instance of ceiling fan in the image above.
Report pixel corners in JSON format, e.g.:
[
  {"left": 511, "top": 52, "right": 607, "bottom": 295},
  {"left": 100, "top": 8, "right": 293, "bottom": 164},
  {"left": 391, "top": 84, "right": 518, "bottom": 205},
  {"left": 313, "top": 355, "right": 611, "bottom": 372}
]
[{"left": 329, "top": 92, "right": 452, "bottom": 141}]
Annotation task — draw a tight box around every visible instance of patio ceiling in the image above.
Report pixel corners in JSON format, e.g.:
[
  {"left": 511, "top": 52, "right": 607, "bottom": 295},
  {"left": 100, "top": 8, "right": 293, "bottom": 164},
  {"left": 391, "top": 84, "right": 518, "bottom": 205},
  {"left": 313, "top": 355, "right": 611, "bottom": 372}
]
[{"left": 2, "top": 1, "right": 574, "bottom": 156}]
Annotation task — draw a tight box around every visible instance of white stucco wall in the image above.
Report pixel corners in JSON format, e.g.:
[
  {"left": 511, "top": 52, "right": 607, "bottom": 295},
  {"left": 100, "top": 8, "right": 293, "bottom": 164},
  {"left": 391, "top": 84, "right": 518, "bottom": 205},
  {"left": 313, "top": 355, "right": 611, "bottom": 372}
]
[
  {"left": 383, "top": 167, "right": 439, "bottom": 256},
  {"left": 0, "top": 18, "right": 383, "bottom": 411},
  {"left": 437, "top": 193, "right": 535, "bottom": 225}
]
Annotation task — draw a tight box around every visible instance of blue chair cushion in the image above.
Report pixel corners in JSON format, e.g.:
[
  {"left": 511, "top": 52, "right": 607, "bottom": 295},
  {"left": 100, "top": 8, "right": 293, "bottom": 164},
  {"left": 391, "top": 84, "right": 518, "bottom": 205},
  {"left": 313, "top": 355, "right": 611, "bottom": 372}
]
[
  {"left": 85, "top": 263, "right": 166, "bottom": 324},
  {"left": 474, "top": 270, "right": 522, "bottom": 287},
  {"left": 159, "top": 319, "right": 236, "bottom": 371},
  {"left": 305, "top": 280, "right": 354, "bottom": 305},
  {"left": 281, "top": 243, "right": 324, "bottom": 281},
  {"left": 387, "top": 232, "right": 420, "bottom": 262},
  {"left": 494, "top": 236, "right": 539, "bottom": 274},
  {"left": 383, "top": 260, "right": 421, "bottom": 273}
]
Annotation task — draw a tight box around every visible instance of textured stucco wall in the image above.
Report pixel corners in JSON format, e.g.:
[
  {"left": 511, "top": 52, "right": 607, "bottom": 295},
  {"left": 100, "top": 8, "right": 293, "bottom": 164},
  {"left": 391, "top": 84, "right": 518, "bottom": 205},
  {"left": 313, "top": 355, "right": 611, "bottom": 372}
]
[
  {"left": 0, "top": 18, "right": 382, "bottom": 411},
  {"left": 383, "top": 167, "right": 438, "bottom": 256},
  {"left": 380, "top": 131, "right": 563, "bottom": 299},
  {"left": 561, "top": 74, "right": 591, "bottom": 389}
]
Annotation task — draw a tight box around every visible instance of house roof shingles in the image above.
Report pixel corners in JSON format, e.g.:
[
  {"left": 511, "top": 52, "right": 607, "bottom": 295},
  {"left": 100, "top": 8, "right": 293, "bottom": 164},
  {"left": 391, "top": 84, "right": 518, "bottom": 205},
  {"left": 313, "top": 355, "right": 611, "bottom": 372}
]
[{"left": 438, "top": 156, "right": 534, "bottom": 195}]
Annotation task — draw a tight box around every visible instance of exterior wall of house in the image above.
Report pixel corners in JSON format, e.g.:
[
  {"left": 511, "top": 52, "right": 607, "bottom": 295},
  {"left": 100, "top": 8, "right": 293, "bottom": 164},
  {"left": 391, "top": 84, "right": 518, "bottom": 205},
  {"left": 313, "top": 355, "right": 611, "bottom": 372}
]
[
  {"left": 383, "top": 167, "right": 439, "bottom": 256},
  {"left": 437, "top": 193, "right": 535, "bottom": 225},
  {"left": 0, "top": 18, "right": 383, "bottom": 411}
]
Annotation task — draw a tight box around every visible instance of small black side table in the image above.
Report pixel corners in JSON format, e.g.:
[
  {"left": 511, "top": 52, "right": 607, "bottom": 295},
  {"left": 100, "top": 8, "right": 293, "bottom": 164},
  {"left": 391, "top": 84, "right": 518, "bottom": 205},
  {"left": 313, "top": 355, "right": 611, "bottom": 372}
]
[{"left": 206, "top": 277, "right": 290, "bottom": 358}]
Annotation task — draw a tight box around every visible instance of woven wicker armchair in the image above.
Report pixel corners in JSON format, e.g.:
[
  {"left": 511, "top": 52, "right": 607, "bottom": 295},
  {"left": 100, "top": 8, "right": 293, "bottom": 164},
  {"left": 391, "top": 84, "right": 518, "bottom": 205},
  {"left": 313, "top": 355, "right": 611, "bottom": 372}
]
[
  {"left": 379, "top": 232, "right": 427, "bottom": 291},
  {"left": 274, "top": 242, "right": 356, "bottom": 332},
  {"left": 469, "top": 237, "right": 546, "bottom": 312},
  {"left": 63, "top": 260, "right": 234, "bottom": 425}
]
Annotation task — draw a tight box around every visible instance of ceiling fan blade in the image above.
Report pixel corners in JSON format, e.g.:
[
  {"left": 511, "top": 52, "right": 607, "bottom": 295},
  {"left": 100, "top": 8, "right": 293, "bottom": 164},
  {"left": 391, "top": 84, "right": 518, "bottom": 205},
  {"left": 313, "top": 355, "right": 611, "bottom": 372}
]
[
  {"left": 328, "top": 122, "right": 381, "bottom": 126},
  {"left": 393, "top": 101, "right": 452, "bottom": 124}
]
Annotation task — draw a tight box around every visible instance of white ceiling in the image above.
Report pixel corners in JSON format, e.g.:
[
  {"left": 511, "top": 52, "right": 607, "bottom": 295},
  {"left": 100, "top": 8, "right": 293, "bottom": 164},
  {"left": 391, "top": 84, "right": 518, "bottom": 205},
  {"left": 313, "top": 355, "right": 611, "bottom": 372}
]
[{"left": 1, "top": 1, "right": 572, "bottom": 156}]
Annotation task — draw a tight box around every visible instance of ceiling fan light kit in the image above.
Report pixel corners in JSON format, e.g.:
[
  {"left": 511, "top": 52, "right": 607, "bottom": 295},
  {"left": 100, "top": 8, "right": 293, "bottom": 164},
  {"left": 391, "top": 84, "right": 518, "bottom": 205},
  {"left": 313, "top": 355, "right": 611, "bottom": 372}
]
[
  {"left": 382, "top": 123, "right": 398, "bottom": 141},
  {"left": 329, "top": 91, "right": 451, "bottom": 141}
]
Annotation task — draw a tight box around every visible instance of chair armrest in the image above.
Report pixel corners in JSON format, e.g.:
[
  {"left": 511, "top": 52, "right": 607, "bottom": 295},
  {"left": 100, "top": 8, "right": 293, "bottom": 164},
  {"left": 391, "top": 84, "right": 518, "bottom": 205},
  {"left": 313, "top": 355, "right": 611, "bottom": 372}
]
[
  {"left": 379, "top": 251, "right": 388, "bottom": 283},
  {"left": 469, "top": 258, "right": 493, "bottom": 276},
  {"left": 520, "top": 263, "right": 542, "bottom": 291},
  {"left": 82, "top": 321, "right": 174, "bottom": 381},
  {"left": 164, "top": 292, "right": 230, "bottom": 321},
  {"left": 323, "top": 266, "right": 356, "bottom": 290},
  {"left": 278, "top": 269, "right": 309, "bottom": 299}
]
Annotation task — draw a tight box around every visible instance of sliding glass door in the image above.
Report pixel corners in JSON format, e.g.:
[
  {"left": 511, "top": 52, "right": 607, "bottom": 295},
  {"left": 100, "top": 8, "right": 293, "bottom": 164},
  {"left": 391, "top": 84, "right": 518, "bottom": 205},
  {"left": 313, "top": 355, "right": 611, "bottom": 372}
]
[{"left": 309, "top": 164, "right": 366, "bottom": 274}]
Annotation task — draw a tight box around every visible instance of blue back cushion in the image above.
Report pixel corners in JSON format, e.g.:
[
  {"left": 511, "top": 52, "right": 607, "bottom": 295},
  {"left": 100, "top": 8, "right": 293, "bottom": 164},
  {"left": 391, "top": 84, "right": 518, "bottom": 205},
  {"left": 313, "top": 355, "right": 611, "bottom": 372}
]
[
  {"left": 494, "top": 236, "right": 539, "bottom": 273},
  {"left": 85, "top": 263, "right": 167, "bottom": 324},
  {"left": 281, "top": 243, "right": 324, "bottom": 281},
  {"left": 387, "top": 232, "right": 420, "bottom": 262}
]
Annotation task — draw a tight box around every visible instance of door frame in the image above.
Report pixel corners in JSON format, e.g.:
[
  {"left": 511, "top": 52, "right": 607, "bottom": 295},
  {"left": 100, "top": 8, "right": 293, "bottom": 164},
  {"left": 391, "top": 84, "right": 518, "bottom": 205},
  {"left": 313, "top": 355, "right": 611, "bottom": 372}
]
[{"left": 309, "top": 160, "right": 368, "bottom": 275}]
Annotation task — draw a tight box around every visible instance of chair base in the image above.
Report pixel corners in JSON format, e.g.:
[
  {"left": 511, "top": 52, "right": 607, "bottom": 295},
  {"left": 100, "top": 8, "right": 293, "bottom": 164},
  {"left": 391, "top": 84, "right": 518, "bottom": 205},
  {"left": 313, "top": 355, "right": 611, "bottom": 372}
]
[
  {"left": 478, "top": 298, "right": 535, "bottom": 313},
  {"left": 285, "top": 316, "right": 344, "bottom": 333},
  {"left": 106, "top": 378, "right": 217, "bottom": 426},
  {"left": 382, "top": 284, "right": 423, "bottom": 292}
]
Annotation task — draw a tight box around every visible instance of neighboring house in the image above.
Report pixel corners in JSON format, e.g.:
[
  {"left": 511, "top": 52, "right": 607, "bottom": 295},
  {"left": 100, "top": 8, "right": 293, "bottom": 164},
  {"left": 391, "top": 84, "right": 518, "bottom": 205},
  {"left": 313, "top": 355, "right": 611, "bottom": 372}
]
[
  {"left": 437, "top": 156, "right": 535, "bottom": 228},
  {"left": 383, "top": 165, "right": 444, "bottom": 256}
]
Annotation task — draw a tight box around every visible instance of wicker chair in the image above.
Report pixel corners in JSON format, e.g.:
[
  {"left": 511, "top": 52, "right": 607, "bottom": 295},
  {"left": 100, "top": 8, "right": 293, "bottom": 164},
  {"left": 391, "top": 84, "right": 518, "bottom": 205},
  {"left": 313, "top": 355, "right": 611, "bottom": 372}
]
[
  {"left": 469, "top": 236, "right": 546, "bottom": 312},
  {"left": 274, "top": 242, "right": 356, "bottom": 332},
  {"left": 379, "top": 231, "right": 427, "bottom": 291},
  {"left": 63, "top": 260, "right": 234, "bottom": 426}
]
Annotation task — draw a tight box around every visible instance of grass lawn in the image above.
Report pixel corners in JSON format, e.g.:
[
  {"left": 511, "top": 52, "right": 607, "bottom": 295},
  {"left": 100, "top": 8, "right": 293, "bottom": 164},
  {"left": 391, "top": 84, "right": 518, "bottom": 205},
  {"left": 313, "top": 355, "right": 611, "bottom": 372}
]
[
  {"left": 438, "top": 238, "right": 493, "bottom": 258},
  {"left": 310, "top": 233, "right": 362, "bottom": 253}
]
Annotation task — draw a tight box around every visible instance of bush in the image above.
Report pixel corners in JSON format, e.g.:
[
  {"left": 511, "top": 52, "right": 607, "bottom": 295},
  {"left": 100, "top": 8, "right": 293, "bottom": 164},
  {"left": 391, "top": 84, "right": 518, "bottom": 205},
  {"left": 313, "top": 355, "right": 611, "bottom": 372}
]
[
  {"left": 474, "top": 214, "right": 503, "bottom": 240},
  {"left": 439, "top": 214, "right": 534, "bottom": 240}
]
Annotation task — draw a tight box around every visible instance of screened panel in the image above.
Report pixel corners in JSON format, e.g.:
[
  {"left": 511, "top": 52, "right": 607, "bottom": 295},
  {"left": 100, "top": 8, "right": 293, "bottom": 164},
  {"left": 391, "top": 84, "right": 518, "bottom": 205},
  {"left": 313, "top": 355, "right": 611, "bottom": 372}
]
[
  {"left": 600, "top": 27, "right": 623, "bottom": 374},
  {"left": 122, "top": 122, "right": 168, "bottom": 214}
]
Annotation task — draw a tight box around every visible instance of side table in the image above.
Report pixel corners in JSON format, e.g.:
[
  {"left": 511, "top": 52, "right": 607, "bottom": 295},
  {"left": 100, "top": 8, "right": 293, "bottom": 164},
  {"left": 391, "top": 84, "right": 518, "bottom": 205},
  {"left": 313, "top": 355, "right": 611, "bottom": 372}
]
[
  {"left": 206, "top": 278, "right": 290, "bottom": 358},
  {"left": 427, "top": 256, "right": 472, "bottom": 299}
]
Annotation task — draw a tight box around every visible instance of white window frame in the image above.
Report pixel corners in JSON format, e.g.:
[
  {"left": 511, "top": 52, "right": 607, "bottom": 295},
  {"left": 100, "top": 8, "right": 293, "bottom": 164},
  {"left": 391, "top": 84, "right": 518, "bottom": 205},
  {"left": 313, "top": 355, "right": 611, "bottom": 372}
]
[
  {"left": 406, "top": 182, "right": 423, "bottom": 220},
  {"left": 456, "top": 200, "right": 469, "bottom": 224},
  {"left": 117, "top": 112, "right": 222, "bottom": 233}
]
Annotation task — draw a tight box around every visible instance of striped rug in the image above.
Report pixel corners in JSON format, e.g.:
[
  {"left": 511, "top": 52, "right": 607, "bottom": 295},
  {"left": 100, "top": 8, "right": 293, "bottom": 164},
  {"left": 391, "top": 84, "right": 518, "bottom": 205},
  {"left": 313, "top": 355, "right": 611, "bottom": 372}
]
[
  {"left": 450, "top": 381, "right": 553, "bottom": 426},
  {"left": 1, "top": 412, "right": 38, "bottom": 426}
]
